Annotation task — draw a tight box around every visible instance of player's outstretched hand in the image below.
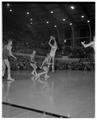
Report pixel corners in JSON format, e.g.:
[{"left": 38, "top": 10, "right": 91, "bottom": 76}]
[{"left": 81, "top": 41, "right": 85, "bottom": 45}]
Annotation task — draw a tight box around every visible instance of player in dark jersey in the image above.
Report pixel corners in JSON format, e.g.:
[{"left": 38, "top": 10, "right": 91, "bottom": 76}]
[
  {"left": 30, "top": 50, "right": 37, "bottom": 76},
  {"left": 40, "top": 54, "right": 50, "bottom": 69},
  {"left": 3, "top": 40, "right": 16, "bottom": 81},
  {"left": 31, "top": 53, "right": 50, "bottom": 84},
  {"left": 40, "top": 53, "right": 51, "bottom": 80}
]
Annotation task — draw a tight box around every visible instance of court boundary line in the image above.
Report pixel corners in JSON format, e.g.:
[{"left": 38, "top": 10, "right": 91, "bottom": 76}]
[{"left": 2, "top": 102, "right": 69, "bottom": 118}]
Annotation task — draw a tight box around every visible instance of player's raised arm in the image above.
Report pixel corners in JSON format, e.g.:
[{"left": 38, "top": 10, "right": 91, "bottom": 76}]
[
  {"left": 49, "top": 36, "right": 53, "bottom": 47},
  {"left": 81, "top": 41, "right": 94, "bottom": 48}
]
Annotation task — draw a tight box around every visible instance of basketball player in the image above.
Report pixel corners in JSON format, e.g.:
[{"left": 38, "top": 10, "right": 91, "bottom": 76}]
[
  {"left": 40, "top": 54, "right": 50, "bottom": 69},
  {"left": 31, "top": 57, "right": 50, "bottom": 84},
  {"left": 48, "top": 36, "right": 57, "bottom": 72},
  {"left": 3, "top": 40, "right": 16, "bottom": 81},
  {"left": 31, "top": 66, "right": 49, "bottom": 86},
  {"left": 30, "top": 50, "right": 37, "bottom": 76},
  {"left": 81, "top": 37, "right": 95, "bottom": 50},
  {"left": 40, "top": 53, "right": 51, "bottom": 79}
]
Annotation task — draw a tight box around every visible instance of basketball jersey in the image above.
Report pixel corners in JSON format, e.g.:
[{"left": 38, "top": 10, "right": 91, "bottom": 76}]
[
  {"left": 50, "top": 46, "right": 57, "bottom": 57},
  {"left": 3, "top": 46, "right": 10, "bottom": 59}
]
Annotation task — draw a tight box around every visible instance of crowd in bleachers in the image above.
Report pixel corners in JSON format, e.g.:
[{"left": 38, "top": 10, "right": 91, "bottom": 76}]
[{"left": 9, "top": 50, "right": 94, "bottom": 71}]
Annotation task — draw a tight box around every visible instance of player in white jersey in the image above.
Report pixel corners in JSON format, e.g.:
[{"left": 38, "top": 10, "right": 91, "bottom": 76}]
[{"left": 48, "top": 36, "right": 57, "bottom": 72}]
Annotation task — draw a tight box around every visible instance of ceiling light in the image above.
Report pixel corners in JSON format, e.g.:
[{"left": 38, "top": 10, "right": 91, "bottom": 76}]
[
  {"left": 70, "top": 6, "right": 75, "bottom": 10},
  {"left": 81, "top": 15, "right": 85, "bottom": 18},
  {"left": 7, "top": 3, "right": 10, "bottom": 7},
  {"left": 64, "top": 40, "right": 67, "bottom": 43},
  {"left": 70, "top": 23, "right": 72, "bottom": 25},
  {"left": 30, "top": 18, "right": 33, "bottom": 21},
  {"left": 62, "top": 18, "right": 66, "bottom": 21},
  {"left": 30, "top": 22, "right": 32, "bottom": 24},
  {"left": 50, "top": 11, "right": 54, "bottom": 14},
  {"left": 87, "top": 20, "right": 90, "bottom": 23},
  {"left": 9, "top": 9, "right": 12, "bottom": 12},
  {"left": 54, "top": 25, "right": 57, "bottom": 28},
  {"left": 46, "top": 21, "right": 49, "bottom": 24},
  {"left": 27, "top": 12, "right": 30, "bottom": 15}
]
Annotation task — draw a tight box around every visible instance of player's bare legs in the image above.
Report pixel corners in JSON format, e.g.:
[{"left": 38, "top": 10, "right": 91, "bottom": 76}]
[
  {"left": 51, "top": 56, "right": 55, "bottom": 72},
  {"left": 4, "top": 59, "right": 14, "bottom": 81},
  {"left": 2, "top": 61, "right": 6, "bottom": 77}
]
